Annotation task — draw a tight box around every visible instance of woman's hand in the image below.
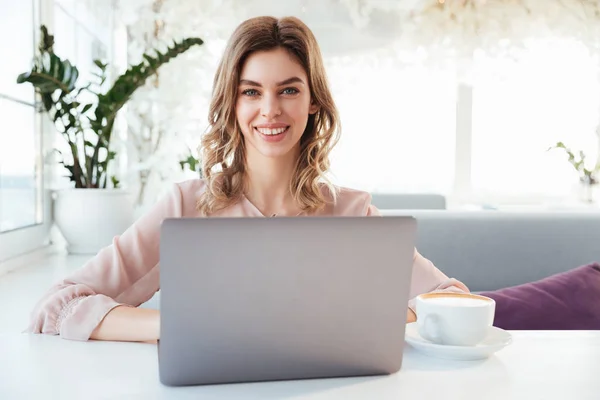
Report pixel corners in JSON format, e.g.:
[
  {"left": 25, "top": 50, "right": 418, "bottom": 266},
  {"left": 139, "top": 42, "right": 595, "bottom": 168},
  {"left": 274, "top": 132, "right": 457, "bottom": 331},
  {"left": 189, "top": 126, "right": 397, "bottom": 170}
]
[{"left": 406, "top": 308, "right": 417, "bottom": 323}]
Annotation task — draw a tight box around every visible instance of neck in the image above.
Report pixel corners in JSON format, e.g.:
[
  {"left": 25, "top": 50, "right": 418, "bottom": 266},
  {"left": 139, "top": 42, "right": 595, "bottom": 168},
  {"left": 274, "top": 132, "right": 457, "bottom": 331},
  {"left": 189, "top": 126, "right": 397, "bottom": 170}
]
[{"left": 244, "top": 147, "right": 300, "bottom": 216}]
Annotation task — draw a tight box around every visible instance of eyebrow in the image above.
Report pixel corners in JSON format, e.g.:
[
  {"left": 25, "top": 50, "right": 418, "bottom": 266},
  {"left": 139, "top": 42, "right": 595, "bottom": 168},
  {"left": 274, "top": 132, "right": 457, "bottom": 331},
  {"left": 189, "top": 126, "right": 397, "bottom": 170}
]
[{"left": 239, "top": 77, "right": 305, "bottom": 87}]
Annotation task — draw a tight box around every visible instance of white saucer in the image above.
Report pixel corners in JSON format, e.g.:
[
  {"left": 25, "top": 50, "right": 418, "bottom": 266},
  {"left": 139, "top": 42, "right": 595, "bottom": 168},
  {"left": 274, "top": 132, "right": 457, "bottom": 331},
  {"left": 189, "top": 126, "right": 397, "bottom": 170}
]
[{"left": 404, "top": 323, "right": 512, "bottom": 361}]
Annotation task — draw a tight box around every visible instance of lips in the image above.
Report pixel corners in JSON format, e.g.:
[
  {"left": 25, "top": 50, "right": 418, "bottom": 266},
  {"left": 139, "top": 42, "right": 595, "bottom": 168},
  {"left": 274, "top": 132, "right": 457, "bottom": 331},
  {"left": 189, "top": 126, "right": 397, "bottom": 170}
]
[
  {"left": 254, "top": 125, "right": 290, "bottom": 142},
  {"left": 255, "top": 126, "right": 288, "bottom": 136}
]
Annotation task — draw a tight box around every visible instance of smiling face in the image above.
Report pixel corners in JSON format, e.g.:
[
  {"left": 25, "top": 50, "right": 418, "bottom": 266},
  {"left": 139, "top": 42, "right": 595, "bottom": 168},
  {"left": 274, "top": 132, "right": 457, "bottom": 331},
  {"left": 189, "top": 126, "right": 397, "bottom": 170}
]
[{"left": 236, "top": 47, "right": 319, "bottom": 162}]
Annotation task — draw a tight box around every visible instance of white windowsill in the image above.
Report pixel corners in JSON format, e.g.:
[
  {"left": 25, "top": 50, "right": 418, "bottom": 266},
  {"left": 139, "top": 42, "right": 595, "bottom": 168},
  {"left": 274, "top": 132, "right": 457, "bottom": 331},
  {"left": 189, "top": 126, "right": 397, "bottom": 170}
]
[{"left": 0, "top": 245, "right": 63, "bottom": 277}]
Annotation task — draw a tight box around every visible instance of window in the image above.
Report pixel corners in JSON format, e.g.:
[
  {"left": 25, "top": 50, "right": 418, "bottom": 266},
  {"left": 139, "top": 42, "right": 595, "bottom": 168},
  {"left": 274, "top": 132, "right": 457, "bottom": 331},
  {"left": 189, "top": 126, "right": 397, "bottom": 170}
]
[
  {"left": 470, "top": 39, "right": 600, "bottom": 203},
  {"left": 0, "top": 0, "right": 50, "bottom": 263},
  {"left": 0, "top": 0, "right": 115, "bottom": 263},
  {"left": 0, "top": 99, "right": 39, "bottom": 232},
  {"left": 321, "top": 37, "right": 600, "bottom": 207},
  {"left": 326, "top": 56, "right": 457, "bottom": 194},
  {"left": 0, "top": 0, "right": 39, "bottom": 233},
  {"left": 49, "top": 0, "right": 114, "bottom": 189}
]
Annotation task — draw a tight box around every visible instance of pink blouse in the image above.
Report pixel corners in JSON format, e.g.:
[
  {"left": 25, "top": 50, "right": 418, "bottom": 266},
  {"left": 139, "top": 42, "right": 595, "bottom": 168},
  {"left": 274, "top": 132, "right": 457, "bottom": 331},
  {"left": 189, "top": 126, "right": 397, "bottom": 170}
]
[{"left": 27, "top": 179, "right": 469, "bottom": 341}]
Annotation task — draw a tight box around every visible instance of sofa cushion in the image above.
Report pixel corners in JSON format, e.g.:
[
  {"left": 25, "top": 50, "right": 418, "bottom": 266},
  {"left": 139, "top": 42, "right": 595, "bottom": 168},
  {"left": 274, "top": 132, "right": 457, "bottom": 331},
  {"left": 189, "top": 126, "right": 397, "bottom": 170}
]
[{"left": 480, "top": 263, "right": 600, "bottom": 330}]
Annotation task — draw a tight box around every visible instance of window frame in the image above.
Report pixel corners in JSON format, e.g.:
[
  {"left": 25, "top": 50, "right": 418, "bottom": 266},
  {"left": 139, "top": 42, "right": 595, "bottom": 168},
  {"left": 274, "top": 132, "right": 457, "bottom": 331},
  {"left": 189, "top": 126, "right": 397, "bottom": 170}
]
[
  {"left": 0, "top": 0, "right": 119, "bottom": 263},
  {"left": 0, "top": 0, "right": 53, "bottom": 263}
]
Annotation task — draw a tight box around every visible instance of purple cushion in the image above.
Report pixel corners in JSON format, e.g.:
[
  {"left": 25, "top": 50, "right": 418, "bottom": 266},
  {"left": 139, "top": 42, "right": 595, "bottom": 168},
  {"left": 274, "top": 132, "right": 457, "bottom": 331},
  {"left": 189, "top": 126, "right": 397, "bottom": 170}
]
[{"left": 480, "top": 263, "right": 600, "bottom": 330}]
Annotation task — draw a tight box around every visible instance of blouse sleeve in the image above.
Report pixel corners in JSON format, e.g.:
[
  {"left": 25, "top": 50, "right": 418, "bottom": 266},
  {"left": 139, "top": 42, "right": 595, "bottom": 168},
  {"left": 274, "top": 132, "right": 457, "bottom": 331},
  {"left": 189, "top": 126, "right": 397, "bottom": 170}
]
[
  {"left": 366, "top": 204, "right": 470, "bottom": 314},
  {"left": 26, "top": 183, "right": 184, "bottom": 341}
]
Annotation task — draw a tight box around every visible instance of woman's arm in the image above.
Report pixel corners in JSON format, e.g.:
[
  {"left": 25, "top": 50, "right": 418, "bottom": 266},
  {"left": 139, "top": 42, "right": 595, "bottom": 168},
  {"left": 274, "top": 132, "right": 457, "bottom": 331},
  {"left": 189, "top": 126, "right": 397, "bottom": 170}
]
[
  {"left": 365, "top": 203, "right": 469, "bottom": 322},
  {"left": 27, "top": 182, "right": 193, "bottom": 341},
  {"left": 90, "top": 306, "right": 160, "bottom": 342},
  {"left": 406, "top": 249, "right": 470, "bottom": 319}
]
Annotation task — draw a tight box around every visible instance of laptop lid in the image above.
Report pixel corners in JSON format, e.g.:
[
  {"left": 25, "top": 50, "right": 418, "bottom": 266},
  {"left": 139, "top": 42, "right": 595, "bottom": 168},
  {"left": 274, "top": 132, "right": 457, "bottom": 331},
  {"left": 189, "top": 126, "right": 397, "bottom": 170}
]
[{"left": 158, "top": 216, "right": 416, "bottom": 386}]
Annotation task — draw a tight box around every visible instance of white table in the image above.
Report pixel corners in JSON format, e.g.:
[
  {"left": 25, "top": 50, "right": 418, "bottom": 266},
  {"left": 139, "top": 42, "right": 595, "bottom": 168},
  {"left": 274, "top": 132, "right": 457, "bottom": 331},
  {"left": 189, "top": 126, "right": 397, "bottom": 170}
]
[{"left": 1, "top": 331, "right": 599, "bottom": 400}]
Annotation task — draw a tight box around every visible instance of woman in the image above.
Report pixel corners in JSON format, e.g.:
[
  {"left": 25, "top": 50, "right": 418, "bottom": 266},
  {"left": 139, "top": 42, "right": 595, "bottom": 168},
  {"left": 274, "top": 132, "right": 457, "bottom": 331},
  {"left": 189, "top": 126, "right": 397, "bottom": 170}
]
[{"left": 27, "top": 16, "right": 468, "bottom": 342}]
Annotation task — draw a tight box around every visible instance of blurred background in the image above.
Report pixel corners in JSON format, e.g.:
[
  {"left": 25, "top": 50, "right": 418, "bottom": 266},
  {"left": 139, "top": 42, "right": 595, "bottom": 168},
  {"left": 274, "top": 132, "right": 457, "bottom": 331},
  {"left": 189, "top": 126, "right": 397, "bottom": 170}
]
[{"left": 2, "top": 0, "right": 600, "bottom": 261}]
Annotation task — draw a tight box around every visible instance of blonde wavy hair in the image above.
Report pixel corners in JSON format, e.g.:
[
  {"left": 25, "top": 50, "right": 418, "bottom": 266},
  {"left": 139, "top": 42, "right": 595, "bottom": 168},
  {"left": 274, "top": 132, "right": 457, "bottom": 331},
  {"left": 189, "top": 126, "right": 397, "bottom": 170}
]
[{"left": 197, "top": 16, "right": 341, "bottom": 215}]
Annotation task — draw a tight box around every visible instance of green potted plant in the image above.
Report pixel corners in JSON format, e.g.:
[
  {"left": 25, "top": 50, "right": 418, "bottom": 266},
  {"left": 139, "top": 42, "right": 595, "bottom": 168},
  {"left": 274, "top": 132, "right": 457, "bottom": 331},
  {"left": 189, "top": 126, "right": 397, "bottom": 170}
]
[
  {"left": 549, "top": 139, "right": 600, "bottom": 204},
  {"left": 179, "top": 148, "right": 203, "bottom": 178},
  {"left": 17, "top": 25, "right": 203, "bottom": 253}
]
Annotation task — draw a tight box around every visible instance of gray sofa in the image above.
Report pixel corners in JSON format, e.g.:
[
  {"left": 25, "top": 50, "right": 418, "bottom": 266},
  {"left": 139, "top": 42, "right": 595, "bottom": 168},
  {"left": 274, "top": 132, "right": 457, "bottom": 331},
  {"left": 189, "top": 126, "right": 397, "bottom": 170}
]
[
  {"left": 370, "top": 193, "right": 446, "bottom": 210},
  {"left": 381, "top": 210, "right": 600, "bottom": 292},
  {"left": 141, "top": 209, "right": 600, "bottom": 309}
]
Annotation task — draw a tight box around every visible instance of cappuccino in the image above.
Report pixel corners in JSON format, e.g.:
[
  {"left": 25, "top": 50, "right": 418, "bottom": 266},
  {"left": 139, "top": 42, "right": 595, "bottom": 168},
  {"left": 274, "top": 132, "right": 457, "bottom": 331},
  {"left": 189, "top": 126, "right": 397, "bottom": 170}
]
[
  {"left": 421, "top": 296, "right": 491, "bottom": 307},
  {"left": 415, "top": 293, "right": 495, "bottom": 346}
]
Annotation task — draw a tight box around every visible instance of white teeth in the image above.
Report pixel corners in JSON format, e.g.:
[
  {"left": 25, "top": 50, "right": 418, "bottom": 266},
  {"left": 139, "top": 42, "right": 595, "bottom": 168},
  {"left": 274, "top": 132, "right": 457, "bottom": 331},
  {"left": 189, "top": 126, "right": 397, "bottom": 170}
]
[{"left": 256, "top": 127, "right": 287, "bottom": 135}]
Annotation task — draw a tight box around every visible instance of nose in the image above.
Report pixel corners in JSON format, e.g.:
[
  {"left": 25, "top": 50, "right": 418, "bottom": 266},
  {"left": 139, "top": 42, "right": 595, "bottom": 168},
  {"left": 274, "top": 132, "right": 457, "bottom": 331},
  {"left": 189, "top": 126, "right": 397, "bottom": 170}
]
[{"left": 260, "top": 93, "right": 281, "bottom": 119}]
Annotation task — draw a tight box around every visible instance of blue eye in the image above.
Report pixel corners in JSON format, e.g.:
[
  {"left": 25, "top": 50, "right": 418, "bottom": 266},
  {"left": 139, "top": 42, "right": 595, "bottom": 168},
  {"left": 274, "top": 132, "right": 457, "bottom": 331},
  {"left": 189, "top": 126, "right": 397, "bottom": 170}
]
[
  {"left": 282, "top": 87, "right": 299, "bottom": 95},
  {"left": 242, "top": 89, "right": 259, "bottom": 97}
]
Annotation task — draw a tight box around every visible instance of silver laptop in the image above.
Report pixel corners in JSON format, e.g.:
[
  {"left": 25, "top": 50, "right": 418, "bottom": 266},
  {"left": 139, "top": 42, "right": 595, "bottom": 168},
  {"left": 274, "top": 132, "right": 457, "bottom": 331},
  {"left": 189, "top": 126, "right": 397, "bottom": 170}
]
[{"left": 158, "top": 216, "right": 416, "bottom": 386}]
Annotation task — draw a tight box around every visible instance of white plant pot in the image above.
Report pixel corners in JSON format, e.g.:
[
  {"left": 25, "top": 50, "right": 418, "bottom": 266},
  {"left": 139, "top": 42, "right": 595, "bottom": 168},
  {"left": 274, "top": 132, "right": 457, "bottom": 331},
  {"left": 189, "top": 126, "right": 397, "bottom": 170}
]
[{"left": 54, "top": 189, "right": 134, "bottom": 254}]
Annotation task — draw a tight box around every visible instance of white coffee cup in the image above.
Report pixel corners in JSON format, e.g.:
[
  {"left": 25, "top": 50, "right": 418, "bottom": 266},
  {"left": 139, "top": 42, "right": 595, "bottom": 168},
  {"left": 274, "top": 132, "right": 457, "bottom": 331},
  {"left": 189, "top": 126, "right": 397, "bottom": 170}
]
[{"left": 415, "top": 292, "right": 496, "bottom": 346}]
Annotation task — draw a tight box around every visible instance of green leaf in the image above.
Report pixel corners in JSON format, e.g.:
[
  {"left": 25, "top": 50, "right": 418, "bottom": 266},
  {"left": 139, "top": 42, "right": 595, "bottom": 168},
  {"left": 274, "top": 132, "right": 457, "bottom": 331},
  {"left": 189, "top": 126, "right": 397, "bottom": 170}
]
[
  {"left": 52, "top": 108, "right": 63, "bottom": 122},
  {"left": 94, "top": 59, "right": 108, "bottom": 70},
  {"left": 99, "top": 37, "right": 204, "bottom": 123},
  {"left": 180, "top": 153, "right": 201, "bottom": 172},
  {"left": 76, "top": 83, "right": 92, "bottom": 93},
  {"left": 89, "top": 36, "right": 204, "bottom": 182},
  {"left": 41, "top": 52, "right": 51, "bottom": 72},
  {"left": 19, "top": 25, "right": 204, "bottom": 189},
  {"left": 67, "top": 65, "right": 79, "bottom": 91},
  {"left": 143, "top": 54, "right": 156, "bottom": 67},
  {"left": 39, "top": 25, "right": 54, "bottom": 53},
  {"left": 16, "top": 51, "right": 79, "bottom": 94},
  {"left": 81, "top": 103, "right": 93, "bottom": 114},
  {"left": 61, "top": 60, "right": 72, "bottom": 83},
  {"left": 16, "top": 72, "right": 31, "bottom": 84}
]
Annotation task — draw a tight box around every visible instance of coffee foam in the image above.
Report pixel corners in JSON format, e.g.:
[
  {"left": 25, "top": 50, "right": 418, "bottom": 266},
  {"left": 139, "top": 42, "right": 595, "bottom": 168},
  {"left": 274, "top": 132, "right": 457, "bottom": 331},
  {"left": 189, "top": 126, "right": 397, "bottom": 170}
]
[
  {"left": 422, "top": 296, "right": 490, "bottom": 307},
  {"left": 419, "top": 293, "right": 493, "bottom": 307}
]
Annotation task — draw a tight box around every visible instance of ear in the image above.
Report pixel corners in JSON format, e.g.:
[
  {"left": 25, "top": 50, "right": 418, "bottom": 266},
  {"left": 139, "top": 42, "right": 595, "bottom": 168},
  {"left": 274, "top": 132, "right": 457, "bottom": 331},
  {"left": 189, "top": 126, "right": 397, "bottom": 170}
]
[{"left": 309, "top": 102, "right": 319, "bottom": 115}]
